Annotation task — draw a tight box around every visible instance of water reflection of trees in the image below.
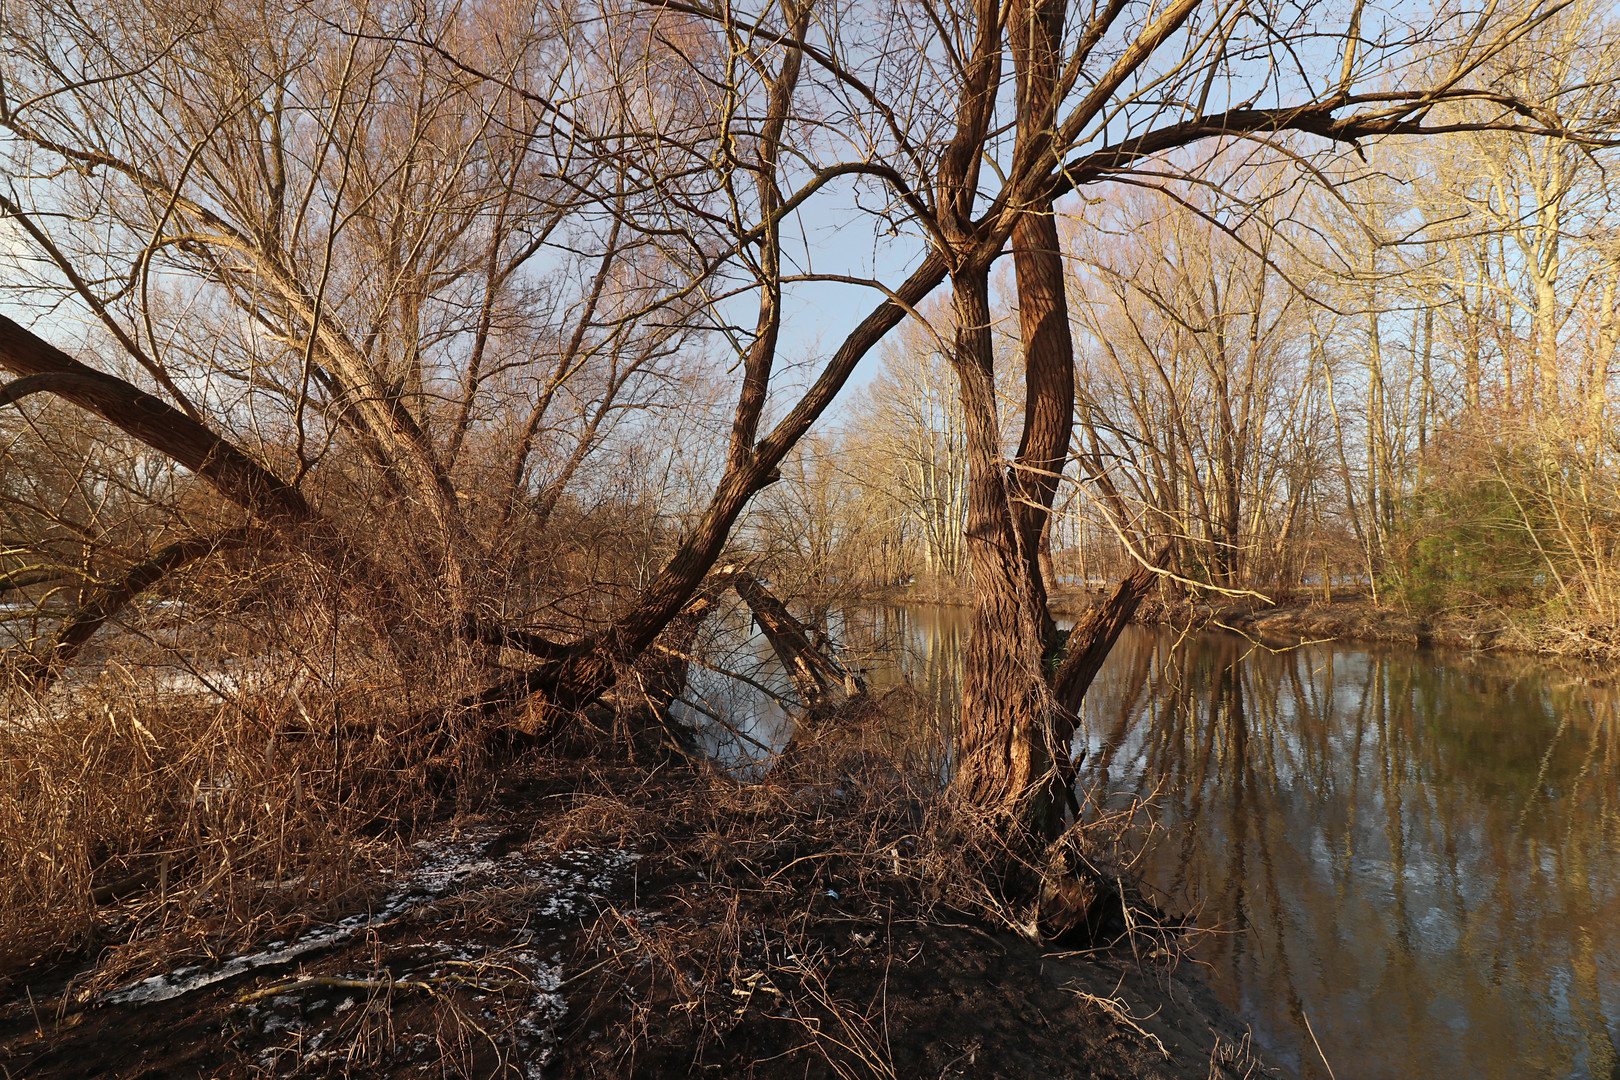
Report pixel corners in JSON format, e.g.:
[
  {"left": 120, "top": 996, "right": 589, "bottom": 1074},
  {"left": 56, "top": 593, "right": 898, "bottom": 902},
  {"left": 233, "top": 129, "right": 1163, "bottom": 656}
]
[
  {"left": 1078, "top": 627, "right": 1620, "bottom": 1080},
  {"left": 691, "top": 606, "right": 1620, "bottom": 1080},
  {"left": 836, "top": 605, "right": 969, "bottom": 723},
  {"left": 685, "top": 603, "right": 972, "bottom": 767}
]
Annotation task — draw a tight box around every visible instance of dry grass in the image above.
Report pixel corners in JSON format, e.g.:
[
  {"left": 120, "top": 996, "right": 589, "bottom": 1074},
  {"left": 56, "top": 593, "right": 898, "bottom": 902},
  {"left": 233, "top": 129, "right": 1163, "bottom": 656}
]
[
  {"left": 230, "top": 937, "right": 563, "bottom": 1078},
  {"left": 0, "top": 660, "right": 1220, "bottom": 1080},
  {"left": 0, "top": 668, "right": 435, "bottom": 982},
  {"left": 558, "top": 771, "right": 930, "bottom": 1076}
]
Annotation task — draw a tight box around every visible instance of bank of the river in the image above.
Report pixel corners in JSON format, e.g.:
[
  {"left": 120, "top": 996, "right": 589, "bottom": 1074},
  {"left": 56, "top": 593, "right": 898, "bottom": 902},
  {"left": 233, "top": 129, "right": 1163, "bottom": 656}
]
[
  {"left": 868, "top": 581, "right": 1620, "bottom": 664},
  {"left": 0, "top": 750, "right": 1286, "bottom": 1080},
  {"left": 1122, "top": 595, "right": 1620, "bottom": 664}
]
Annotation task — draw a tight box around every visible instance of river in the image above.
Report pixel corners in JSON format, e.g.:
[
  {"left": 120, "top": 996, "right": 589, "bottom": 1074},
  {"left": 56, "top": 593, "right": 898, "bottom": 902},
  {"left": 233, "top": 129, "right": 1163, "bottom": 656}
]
[{"left": 686, "top": 604, "right": 1620, "bottom": 1079}]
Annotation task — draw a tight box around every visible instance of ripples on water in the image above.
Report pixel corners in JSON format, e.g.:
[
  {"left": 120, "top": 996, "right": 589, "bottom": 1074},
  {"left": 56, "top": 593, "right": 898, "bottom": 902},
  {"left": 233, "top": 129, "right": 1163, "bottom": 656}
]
[{"left": 689, "top": 604, "right": 1620, "bottom": 1080}]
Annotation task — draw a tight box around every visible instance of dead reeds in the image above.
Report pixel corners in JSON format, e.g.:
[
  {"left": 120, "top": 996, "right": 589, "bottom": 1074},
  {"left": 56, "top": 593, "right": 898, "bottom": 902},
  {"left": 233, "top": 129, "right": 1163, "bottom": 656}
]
[{"left": 0, "top": 662, "right": 424, "bottom": 984}]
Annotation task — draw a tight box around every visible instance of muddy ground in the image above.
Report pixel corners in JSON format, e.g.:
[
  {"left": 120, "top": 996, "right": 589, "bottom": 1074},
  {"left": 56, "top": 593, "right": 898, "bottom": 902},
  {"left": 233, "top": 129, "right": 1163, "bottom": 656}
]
[{"left": 1, "top": 758, "right": 1283, "bottom": 1080}]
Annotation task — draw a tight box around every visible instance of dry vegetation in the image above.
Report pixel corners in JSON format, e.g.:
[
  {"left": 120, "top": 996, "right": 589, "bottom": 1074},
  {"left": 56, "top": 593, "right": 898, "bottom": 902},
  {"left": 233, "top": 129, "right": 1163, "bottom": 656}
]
[
  {"left": 1, "top": 671, "right": 404, "bottom": 976},
  {"left": 2, "top": 0, "right": 1617, "bottom": 1072},
  {"left": 2, "top": 678, "right": 1254, "bottom": 1080}
]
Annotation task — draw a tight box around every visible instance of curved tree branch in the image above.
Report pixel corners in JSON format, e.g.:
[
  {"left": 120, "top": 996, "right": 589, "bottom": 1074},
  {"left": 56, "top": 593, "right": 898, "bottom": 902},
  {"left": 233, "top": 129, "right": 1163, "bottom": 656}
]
[
  {"left": 0, "top": 316, "right": 318, "bottom": 527},
  {"left": 16, "top": 528, "right": 251, "bottom": 689},
  {"left": 0, "top": 316, "right": 563, "bottom": 672}
]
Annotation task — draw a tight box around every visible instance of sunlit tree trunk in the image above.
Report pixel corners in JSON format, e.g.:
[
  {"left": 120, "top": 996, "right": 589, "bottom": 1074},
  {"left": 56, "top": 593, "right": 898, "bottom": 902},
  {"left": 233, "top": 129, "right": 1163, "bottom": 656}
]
[
  {"left": 951, "top": 0, "right": 1076, "bottom": 831},
  {"left": 949, "top": 262, "right": 1055, "bottom": 823}
]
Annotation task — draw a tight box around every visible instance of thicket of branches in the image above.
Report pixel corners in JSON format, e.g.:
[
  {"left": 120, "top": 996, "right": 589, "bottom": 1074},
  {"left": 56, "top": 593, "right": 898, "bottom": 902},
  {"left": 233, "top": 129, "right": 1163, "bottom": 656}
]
[
  {"left": 796, "top": 56, "right": 1620, "bottom": 631},
  {"left": 3, "top": 0, "right": 1617, "bottom": 859}
]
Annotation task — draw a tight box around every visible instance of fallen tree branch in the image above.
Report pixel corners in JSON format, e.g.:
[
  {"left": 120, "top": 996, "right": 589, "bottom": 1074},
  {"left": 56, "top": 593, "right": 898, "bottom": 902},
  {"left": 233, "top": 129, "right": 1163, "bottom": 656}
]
[
  {"left": 733, "top": 572, "right": 865, "bottom": 714},
  {"left": 237, "top": 974, "right": 440, "bottom": 1005},
  {"left": 17, "top": 530, "right": 250, "bottom": 690}
]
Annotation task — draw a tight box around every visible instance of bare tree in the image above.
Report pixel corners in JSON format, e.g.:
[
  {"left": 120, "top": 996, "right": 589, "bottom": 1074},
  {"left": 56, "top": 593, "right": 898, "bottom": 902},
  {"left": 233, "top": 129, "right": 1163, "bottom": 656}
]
[
  {"left": 841, "top": 309, "right": 973, "bottom": 581},
  {"left": 0, "top": 0, "right": 712, "bottom": 695},
  {"left": 1068, "top": 177, "right": 1322, "bottom": 592},
  {"left": 864, "top": 0, "right": 1620, "bottom": 836},
  {"left": 3, "top": 0, "right": 1615, "bottom": 854},
  {"left": 1299, "top": 2, "right": 1620, "bottom": 614}
]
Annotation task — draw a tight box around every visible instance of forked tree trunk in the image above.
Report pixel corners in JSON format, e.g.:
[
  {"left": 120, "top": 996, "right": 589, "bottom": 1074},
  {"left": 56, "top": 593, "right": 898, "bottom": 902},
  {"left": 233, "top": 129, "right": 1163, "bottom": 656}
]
[
  {"left": 947, "top": 267, "right": 1055, "bottom": 827},
  {"left": 949, "top": 0, "right": 1083, "bottom": 839},
  {"left": 946, "top": 0, "right": 1165, "bottom": 840},
  {"left": 1037, "top": 548, "right": 1169, "bottom": 833}
]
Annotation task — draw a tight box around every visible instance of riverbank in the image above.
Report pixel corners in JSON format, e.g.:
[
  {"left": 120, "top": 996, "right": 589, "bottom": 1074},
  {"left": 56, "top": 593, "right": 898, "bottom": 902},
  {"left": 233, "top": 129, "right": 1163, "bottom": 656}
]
[
  {"left": 0, "top": 742, "right": 1283, "bottom": 1079},
  {"left": 871, "top": 581, "right": 1620, "bottom": 664},
  {"left": 1123, "top": 595, "right": 1620, "bottom": 664}
]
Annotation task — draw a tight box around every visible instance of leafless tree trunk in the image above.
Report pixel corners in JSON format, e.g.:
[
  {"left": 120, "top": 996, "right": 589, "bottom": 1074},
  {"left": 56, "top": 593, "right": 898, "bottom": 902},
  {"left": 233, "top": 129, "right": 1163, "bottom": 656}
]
[{"left": 3, "top": 0, "right": 1614, "bottom": 854}]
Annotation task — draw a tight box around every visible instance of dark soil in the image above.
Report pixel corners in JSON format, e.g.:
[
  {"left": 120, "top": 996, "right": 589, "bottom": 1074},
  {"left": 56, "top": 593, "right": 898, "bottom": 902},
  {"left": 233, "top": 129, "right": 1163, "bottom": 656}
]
[{"left": 0, "top": 756, "right": 1284, "bottom": 1080}]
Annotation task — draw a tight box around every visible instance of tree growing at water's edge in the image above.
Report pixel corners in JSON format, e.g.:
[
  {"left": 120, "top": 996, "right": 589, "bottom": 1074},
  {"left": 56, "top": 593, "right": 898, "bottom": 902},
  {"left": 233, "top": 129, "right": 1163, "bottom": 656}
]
[{"left": 2, "top": 0, "right": 1616, "bottom": 866}]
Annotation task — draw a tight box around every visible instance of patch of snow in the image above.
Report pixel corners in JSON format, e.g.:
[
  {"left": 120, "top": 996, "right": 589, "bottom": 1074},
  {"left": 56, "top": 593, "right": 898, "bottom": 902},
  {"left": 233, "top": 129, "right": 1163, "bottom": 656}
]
[
  {"left": 517, "top": 960, "right": 568, "bottom": 1078},
  {"left": 101, "top": 829, "right": 507, "bottom": 1005},
  {"left": 101, "top": 927, "right": 363, "bottom": 1005},
  {"left": 100, "top": 828, "right": 642, "bottom": 1010}
]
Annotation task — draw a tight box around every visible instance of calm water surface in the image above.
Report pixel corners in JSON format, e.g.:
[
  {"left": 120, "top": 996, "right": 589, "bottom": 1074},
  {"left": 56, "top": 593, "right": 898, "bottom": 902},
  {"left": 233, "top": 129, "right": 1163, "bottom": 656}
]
[{"left": 701, "top": 605, "right": 1620, "bottom": 1079}]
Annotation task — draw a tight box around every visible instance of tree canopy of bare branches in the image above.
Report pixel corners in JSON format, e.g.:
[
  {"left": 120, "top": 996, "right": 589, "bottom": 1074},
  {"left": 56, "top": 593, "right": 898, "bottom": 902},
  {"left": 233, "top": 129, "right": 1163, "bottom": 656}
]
[{"left": 3, "top": 0, "right": 1616, "bottom": 844}]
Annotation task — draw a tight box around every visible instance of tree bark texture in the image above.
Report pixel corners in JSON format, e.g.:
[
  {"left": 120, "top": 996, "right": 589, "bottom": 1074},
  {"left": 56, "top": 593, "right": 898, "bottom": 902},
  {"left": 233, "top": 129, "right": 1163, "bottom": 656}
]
[
  {"left": 1009, "top": 0, "right": 1074, "bottom": 654},
  {"left": 947, "top": 267, "right": 1057, "bottom": 825}
]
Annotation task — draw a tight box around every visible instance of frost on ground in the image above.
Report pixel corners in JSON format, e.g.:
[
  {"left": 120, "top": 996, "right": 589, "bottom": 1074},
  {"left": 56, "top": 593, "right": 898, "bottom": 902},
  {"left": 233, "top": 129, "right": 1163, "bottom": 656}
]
[
  {"left": 508, "top": 951, "right": 568, "bottom": 1077},
  {"left": 239, "top": 944, "right": 574, "bottom": 1077},
  {"left": 100, "top": 829, "right": 509, "bottom": 1007}
]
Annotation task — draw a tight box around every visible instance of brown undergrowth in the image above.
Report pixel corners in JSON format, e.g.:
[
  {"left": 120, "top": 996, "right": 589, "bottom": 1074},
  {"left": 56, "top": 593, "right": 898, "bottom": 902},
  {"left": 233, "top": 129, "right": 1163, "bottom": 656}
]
[
  {"left": 1124, "top": 593, "right": 1620, "bottom": 665},
  {"left": 2, "top": 678, "right": 1271, "bottom": 1079},
  {"left": 0, "top": 660, "right": 480, "bottom": 981},
  {"left": 547, "top": 747, "right": 1194, "bottom": 1078}
]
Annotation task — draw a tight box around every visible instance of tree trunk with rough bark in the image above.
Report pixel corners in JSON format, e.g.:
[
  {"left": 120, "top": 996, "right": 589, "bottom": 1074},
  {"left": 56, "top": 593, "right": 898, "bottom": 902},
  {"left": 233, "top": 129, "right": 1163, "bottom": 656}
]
[
  {"left": 947, "top": 264, "right": 1057, "bottom": 829},
  {"left": 949, "top": 0, "right": 1094, "bottom": 840}
]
